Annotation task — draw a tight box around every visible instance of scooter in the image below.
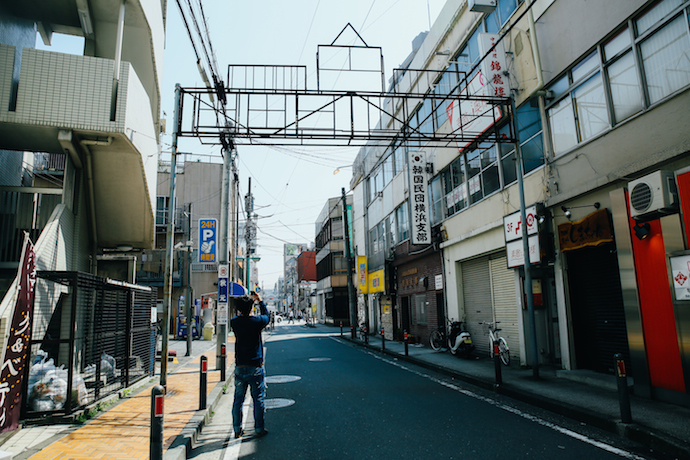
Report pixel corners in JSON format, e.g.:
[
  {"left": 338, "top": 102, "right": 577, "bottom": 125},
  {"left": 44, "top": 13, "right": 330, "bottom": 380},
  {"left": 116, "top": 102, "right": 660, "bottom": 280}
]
[{"left": 448, "top": 321, "right": 474, "bottom": 358}]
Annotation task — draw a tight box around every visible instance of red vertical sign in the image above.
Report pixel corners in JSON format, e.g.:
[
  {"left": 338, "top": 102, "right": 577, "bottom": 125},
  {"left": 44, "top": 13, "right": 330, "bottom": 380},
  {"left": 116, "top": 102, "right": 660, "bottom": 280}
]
[{"left": 0, "top": 238, "right": 36, "bottom": 432}]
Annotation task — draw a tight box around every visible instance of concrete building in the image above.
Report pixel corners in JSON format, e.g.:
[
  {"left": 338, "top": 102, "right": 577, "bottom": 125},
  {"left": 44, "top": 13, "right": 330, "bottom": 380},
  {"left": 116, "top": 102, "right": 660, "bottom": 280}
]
[
  {"left": 350, "top": 0, "right": 690, "bottom": 407},
  {"left": 138, "top": 159, "right": 225, "bottom": 333},
  {"left": 315, "top": 195, "right": 353, "bottom": 326},
  {"left": 0, "top": 0, "right": 165, "bottom": 418}
]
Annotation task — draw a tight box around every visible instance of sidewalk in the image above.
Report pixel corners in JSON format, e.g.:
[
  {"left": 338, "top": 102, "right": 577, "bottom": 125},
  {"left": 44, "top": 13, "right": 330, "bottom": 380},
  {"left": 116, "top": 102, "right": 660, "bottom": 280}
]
[
  {"left": 344, "top": 331, "right": 690, "bottom": 459},
  {"left": 2, "top": 326, "right": 689, "bottom": 459},
  {"left": 0, "top": 339, "right": 232, "bottom": 460}
]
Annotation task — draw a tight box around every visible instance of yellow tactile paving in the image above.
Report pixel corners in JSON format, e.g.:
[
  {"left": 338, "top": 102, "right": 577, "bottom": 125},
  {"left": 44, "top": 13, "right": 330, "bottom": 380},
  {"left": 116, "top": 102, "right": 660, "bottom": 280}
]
[{"left": 29, "top": 347, "right": 233, "bottom": 460}]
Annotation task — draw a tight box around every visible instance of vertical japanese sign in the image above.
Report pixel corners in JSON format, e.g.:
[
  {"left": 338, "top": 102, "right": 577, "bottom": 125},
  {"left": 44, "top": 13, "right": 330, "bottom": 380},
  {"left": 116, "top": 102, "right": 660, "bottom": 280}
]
[
  {"left": 409, "top": 152, "right": 430, "bottom": 245},
  {"left": 446, "top": 33, "right": 508, "bottom": 150},
  {"left": 199, "top": 219, "right": 217, "bottom": 263},
  {"left": 217, "top": 264, "right": 228, "bottom": 325},
  {"left": 479, "top": 33, "right": 509, "bottom": 99},
  {"left": 1, "top": 237, "right": 36, "bottom": 433}
]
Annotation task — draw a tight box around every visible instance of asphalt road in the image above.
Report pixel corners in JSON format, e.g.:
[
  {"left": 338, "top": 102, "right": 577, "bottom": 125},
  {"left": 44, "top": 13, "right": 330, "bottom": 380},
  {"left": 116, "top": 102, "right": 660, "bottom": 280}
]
[{"left": 190, "top": 322, "right": 660, "bottom": 460}]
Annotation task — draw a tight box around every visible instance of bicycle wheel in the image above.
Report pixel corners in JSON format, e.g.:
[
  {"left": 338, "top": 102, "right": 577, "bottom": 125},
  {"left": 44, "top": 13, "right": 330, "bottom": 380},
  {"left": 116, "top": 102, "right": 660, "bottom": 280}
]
[
  {"left": 498, "top": 337, "right": 510, "bottom": 366},
  {"left": 429, "top": 330, "right": 444, "bottom": 351}
]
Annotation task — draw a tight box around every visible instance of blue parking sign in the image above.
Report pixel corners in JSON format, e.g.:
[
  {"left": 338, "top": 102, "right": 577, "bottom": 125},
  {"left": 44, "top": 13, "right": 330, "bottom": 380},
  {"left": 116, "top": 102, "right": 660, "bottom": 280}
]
[{"left": 199, "top": 219, "right": 217, "bottom": 263}]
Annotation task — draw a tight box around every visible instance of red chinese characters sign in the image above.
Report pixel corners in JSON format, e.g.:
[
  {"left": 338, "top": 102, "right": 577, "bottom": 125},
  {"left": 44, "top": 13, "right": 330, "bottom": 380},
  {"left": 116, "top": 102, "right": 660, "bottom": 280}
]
[{"left": 0, "top": 238, "right": 36, "bottom": 432}]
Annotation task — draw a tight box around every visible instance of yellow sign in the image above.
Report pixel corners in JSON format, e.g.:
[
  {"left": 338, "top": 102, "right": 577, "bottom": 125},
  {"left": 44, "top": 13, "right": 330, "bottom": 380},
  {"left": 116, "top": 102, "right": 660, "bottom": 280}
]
[
  {"left": 369, "top": 268, "right": 385, "bottom": 293},
  {"left": 358, "top": 256, "right": 368, "bottom": 294}
]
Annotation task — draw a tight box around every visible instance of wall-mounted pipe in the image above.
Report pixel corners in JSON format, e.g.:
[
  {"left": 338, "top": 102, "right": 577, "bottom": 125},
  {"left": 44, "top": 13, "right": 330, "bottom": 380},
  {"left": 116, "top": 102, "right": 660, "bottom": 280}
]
[{"left": 110, "top": 0, "right": 126, "bottom": 121}]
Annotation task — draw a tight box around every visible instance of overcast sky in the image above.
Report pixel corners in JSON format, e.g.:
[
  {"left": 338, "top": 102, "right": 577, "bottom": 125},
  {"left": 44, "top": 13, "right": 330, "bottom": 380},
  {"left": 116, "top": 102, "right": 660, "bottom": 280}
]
[{"left": 38, "top": 0, "right": 446, "bottom": 290}]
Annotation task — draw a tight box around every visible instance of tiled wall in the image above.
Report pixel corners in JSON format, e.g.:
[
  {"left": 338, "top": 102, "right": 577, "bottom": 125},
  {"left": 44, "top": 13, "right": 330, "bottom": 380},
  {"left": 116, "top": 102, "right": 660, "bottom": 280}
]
[{"left": 0, "top": 45, "right": 131, "bottom": 133}]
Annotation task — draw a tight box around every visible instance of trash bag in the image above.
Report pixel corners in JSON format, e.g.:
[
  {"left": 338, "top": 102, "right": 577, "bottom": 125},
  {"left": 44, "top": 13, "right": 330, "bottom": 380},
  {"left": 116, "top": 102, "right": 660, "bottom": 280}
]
[{"left": 101, "top": 352, "right": 117, "bottom": 379}]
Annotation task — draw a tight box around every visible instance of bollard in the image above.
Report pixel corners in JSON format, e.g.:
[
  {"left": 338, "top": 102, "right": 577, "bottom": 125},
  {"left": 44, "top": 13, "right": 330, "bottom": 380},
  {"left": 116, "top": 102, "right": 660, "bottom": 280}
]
[
  {"left": 150, "top": 385, "right": 165, "bottom": 460},
  {"left": 381, "top": 328, "right": 385, "bottom": 351},
  {"left": 340, "top": 321, "right": 343, "bottom": 336},
  {"left": 220, "top": 343, "right": 227, "bottom": 381},
  {"left": 200, "top": 355, "right": 208, "bottom": 410},
  {"left": 493, "top": 340, "right": 502, "bottom": 386},
  {"left": 364, "top": 325, "right": 368, "bottom": 344},
  {"left": 404, "top": 330, "right": 409, "bottom": 356},
  {"left": 614, "top": 353, "right": 632, "bottom": 423}
]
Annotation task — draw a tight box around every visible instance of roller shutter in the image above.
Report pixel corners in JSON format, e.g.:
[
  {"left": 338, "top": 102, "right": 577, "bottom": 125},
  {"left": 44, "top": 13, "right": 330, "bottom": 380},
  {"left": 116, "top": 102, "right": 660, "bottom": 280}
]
[
  {"left": 462, "top": 257, "right": 493, "bottom": 357},
  {"left": 490, "top": 255, "right": 519, "bottom": 361}
]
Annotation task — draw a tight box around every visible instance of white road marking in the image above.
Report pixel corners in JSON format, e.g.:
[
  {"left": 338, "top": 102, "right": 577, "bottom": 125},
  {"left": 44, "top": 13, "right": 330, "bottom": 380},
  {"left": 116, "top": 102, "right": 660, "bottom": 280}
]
[{"left": 338, "top": 338, "right": 648, "bottom": 460}]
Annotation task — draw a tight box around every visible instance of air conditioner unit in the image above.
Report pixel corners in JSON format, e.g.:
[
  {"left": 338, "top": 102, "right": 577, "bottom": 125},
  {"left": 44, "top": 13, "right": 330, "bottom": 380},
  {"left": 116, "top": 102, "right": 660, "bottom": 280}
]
[
  {"left": 628, "top": 170, "right": 678, "bottom": 221},
  {"left": 468, "top": 0, "right": 497, "bottom": 13}
]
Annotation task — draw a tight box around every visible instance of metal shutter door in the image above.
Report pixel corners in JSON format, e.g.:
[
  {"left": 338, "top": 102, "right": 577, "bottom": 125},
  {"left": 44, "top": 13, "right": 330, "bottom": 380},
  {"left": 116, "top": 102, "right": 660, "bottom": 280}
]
[
  {"left": 462, "top": 257, "right": 493, "bottom": 357},
  {"left": 490, "top": 255, "right": 519, "bottom": 361}
]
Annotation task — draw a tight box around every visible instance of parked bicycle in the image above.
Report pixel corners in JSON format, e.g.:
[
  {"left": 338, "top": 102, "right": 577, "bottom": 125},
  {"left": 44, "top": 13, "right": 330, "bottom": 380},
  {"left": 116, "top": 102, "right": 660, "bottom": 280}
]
[
  {"left": 479, "top": 321, "right": 510, "bottom": 366},
  {"left": 429, "top": 319, "right": 474, "bottom": 358}
]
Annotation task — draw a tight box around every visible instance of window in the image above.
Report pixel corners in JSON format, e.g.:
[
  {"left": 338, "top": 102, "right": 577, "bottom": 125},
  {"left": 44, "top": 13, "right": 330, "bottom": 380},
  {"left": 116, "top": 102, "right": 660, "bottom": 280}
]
[
  {"left": 156, "top": 196, "right": 176, "bottom": 227},
  {"left": 396, "top": 204, "right": 409, "bottom": 242},
  {"left": 640, "top": 15, "right": 690, "bottom": 104},
  {"left": 430, "top": 175, "right": 444, "bottom": 225},
  {"left": 394, "top": 142, "right": 404, "bottom": 176},
  {"left": 547, "top": 51, "right": 608, "bottom": 155},
  {"left": 605, "top": 28, "right": 643, "bottom": 122},
  {"left": 433, "top": 65, "right": 458, "bottom": 128},
  {"left": 383, "top": 153, "right": 394, "bottom": 186},
  {"left": 387, "top": 213, "right": 397, "bottom": 248},
  {"left": 545, "top": 0, "right": 690, "bottom": 154},
  {"left": 485, "top": 0, "right": 521, "bottom": 33}
]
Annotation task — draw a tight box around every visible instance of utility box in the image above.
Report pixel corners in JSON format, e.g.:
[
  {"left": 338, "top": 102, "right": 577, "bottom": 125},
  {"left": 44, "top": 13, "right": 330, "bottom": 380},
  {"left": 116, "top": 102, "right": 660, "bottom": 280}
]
[{"left": 468, "top": 0, "right": 497, "bottom": 13}]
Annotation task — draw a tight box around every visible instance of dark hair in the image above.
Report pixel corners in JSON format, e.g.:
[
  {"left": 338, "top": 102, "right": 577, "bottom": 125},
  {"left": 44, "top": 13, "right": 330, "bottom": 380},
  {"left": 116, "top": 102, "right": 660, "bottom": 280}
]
[{"left": 235, "top": 296, "right": 254, "bottom": 315}]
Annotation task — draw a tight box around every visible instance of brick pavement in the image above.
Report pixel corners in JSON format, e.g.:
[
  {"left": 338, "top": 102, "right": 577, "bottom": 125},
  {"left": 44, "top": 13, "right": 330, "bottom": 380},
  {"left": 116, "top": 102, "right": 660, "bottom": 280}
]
[{"left": 27, "top": 349, "right": 231, "bottom": 460}]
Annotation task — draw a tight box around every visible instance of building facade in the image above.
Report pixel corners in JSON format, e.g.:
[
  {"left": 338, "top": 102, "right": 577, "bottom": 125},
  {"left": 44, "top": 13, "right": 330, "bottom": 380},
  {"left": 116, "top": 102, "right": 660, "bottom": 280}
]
[
  {"left": 315, "top": 195, "right": 353, "bottom": 326},
  {"left": 350, "top": 0, "right": 690, "bottom": 407}
]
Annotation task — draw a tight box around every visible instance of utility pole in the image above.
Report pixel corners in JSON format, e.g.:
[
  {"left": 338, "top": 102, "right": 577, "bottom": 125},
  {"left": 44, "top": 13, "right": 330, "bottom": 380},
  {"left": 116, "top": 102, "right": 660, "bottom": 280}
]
[
  {"left": 161, "top": 84, "right": 182, "bottom": 388},
  {"left": 186, "top": 203, "right": 193, "bottom": 357},
  {"left": 342, "top": 187, "right": 356, "bottom": 339},
  {"left": 245, "top": 178, "right": 254, "bottom": 289},
  {"left": 217, "top": 135, "right": 232, "bottom": 368},
  {"left": 512, "top": 98, "right": 539, "bottom": 378}
]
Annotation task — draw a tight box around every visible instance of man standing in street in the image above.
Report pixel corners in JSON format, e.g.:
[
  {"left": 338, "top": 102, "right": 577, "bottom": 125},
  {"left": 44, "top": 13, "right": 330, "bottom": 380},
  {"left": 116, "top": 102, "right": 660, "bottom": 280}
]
[{"left": 230, "top": 291, "right": 269, "bottom": 438}]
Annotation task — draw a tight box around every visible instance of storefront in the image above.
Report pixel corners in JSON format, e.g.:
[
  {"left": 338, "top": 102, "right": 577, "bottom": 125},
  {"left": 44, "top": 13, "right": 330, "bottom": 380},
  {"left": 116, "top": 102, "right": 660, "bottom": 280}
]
[{"left": 391, "top": 245, "right": 443, "bottom": 344}]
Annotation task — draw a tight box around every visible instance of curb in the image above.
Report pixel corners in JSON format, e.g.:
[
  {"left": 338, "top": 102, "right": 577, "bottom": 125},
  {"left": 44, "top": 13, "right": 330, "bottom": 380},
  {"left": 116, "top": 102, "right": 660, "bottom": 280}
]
[
  {"left": 343, "top": 337, "right": 690, "bottom": 459},
  {"left": 164, "top": 366, "right": 234, "bottom": 460}
]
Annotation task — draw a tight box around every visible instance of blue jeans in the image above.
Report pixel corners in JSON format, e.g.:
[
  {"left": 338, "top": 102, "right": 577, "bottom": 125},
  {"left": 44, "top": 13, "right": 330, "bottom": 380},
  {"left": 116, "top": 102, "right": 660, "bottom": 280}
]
[{"left": 232, "top": 366, "right": 266, "bottom": 433}]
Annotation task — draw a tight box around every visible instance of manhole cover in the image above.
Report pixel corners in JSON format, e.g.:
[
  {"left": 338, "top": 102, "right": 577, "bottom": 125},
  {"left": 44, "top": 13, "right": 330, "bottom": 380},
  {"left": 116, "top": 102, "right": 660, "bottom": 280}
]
[
  {"left": 265, "top": 398, "right": 295, "bottom": 409},
  {"left": 308, "top": 357, "right": 331, "bottom": 362},
  {"left": 266, "top": 375, "right": 301, "bottom": 384}
]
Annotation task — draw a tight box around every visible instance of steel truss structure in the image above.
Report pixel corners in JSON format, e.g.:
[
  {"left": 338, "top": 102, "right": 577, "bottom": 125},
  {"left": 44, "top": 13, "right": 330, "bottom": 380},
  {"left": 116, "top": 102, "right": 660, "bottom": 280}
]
[{"left": 175, "top": 24, "right": 517, "bottom": 149}]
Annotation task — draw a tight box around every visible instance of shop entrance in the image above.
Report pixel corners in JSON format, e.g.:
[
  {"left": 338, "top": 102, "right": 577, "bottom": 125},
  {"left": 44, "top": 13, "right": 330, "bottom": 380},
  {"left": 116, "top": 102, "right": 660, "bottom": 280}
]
[{"left": 567, "top": 243, "right": 630, "bottom": 374}]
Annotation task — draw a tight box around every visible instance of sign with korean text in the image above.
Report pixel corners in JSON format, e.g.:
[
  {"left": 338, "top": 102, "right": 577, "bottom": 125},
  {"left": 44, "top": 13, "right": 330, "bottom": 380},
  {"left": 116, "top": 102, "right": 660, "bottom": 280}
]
[
  {"left": 503, "top": 206, "right": 538, "bottom": 243},
  {"left": 217, "top": 264, "right": 228, "bottom": 325},
  {"left": 357, "top": 256, "right": 368, "bottom": 294},
  {"left": 1, "top": 238, "right": 36, "bottom": 433},
  {"left": 409, "top": 152, "right": 430, "bottom": 245}
]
